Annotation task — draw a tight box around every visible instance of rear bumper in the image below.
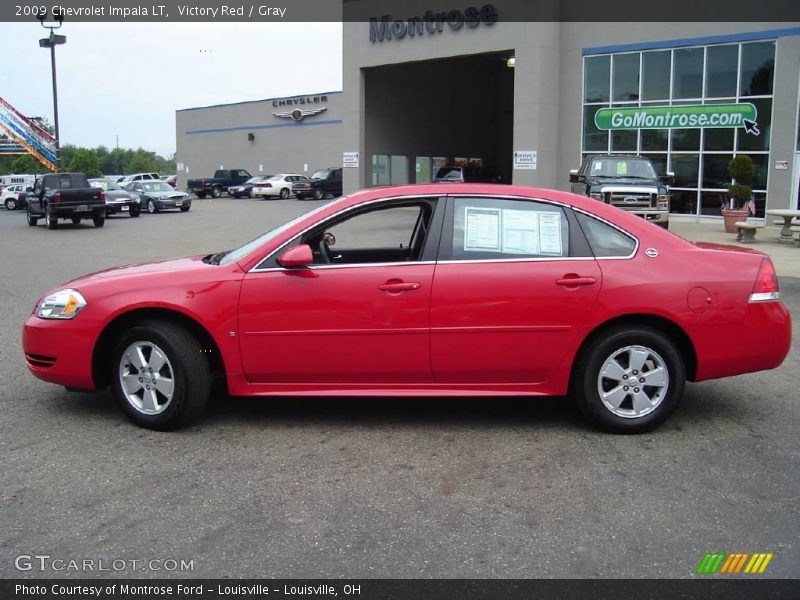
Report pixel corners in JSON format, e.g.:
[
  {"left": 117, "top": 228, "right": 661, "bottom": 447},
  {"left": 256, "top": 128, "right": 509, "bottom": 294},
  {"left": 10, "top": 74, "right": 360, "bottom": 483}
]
[
  {"left": 694, "top": 299, "right": 792, "bottom": 381},
  {"left": 22, "top": 315, "right": 97, "bottom": 389},
  {"left": 51, "top": 204, "right": 106, "bottom": 217}
]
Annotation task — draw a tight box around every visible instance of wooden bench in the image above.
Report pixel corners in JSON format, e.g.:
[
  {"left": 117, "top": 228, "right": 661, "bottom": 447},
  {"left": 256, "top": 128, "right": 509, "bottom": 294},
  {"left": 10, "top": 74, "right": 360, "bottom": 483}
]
[{"left": 735, "top": 221, "right": 764, "bottom": 243}]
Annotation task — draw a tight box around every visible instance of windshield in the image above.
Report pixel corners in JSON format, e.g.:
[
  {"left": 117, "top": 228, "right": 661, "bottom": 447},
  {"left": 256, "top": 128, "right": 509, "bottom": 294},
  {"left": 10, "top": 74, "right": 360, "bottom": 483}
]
[
  {"left": 141, "top": 181, "right": 173, "bottom": 192},
  {"left": 589, "top": 158, "right": 656, "bottom": 179},
  {"left": 90, "top": 179, "right": 121, "bottom": 191},
  {"left": 310, "top": 170, "right": 329, "bottom": 180},
  {"left": 435, "top": 167, "right": 463, "bottom": 180},
  {"left": 219, "top": 202, "right": 334, "bottom": 266}
]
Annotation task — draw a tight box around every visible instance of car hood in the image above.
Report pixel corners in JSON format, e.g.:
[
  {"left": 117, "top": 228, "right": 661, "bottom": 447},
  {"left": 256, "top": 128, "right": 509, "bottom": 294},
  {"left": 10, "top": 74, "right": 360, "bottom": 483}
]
[
  {"left": 63, "top": 255, "right": 208, "bottom": 288},
  {"left": 142, "top": 191, "right": 187, "bottom": 198}
]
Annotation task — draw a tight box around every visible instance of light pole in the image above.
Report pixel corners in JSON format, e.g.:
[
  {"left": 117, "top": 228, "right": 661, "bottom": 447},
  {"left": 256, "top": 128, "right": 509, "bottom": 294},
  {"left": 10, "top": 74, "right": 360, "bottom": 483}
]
[{"left": 38, "top": 10, "right": 66, "bottom": 166}]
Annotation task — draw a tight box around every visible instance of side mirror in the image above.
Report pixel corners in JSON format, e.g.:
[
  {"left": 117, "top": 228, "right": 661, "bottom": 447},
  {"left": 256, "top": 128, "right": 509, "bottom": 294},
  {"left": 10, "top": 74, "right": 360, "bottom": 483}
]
[
  {"left": 277, "top": 244, "right": 313, "bottom": 268},
  {"left": 569, "top": 169, "right": 584, "bottom": 184},
  {"left": 660, "top": 172, "right": 675, "bottom": 184}
]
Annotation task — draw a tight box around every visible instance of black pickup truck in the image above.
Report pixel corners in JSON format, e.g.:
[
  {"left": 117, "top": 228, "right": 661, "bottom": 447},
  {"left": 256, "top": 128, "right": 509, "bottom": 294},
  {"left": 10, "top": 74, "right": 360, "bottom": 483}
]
[
  {"left": 293, "top": 167, "right": 342, "bottom": 200},
  {"left": 26, "top": 173, "right": 107, "bottom": 230},
  {"left": 187, "top": 169, "right": 251, "bottom": 199}
]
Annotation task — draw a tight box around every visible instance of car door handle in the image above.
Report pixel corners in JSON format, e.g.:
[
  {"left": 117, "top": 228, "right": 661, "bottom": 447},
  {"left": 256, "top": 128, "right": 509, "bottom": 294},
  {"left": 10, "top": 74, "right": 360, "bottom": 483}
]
[
  {"left": 555, "top": 275, "right": 598, "bottom": 287},
  {"left": 378, "top": 281, "right": 421, "bottom": 293}
]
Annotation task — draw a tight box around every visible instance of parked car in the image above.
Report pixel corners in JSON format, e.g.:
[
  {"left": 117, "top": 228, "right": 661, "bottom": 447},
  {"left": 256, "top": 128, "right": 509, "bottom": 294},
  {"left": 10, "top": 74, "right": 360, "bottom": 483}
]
[
  {"left": 433, "top": 165, "right": 499, "bottom": 183},
  {"left": 228, "top": 176, "right": 272, "bottom": 199},
  {"left": 162, "top": 175, "right": 177, "bottom": 188},
  {"left": 187, "top": 169, "right": 251, "bottom": 199},
  {"left": 118, "top": 172, "right": 161, "bottom": 186},
  {"left": 1, "top": 183, "right": 28, "bottom": 210},
  {"left": 294, "top": 168, "right": 342, "bottom": 200},
  {"left": 124, "top": 180, "right": 191, "bottom": 213},
  {"left": 89, "top": 178, "right": 141, "bottom": 217},
  {"left": 25, "top": 173, "right": 106, "bottom": 229},
  {"left": 22, "top": 183, "right": 791, "bottom": 432},
  {"left": 569, "top": 155, "right": 673, "bottom": 229},
  {"left": 252, "top": 174, "right": 308, "bottom": 199}
]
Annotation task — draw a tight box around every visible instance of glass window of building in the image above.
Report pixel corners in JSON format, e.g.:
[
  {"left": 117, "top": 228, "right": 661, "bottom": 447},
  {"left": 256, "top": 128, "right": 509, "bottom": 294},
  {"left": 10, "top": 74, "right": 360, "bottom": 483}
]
[{"left": 582, "top": 39, "right": 775, "bottom": 219}]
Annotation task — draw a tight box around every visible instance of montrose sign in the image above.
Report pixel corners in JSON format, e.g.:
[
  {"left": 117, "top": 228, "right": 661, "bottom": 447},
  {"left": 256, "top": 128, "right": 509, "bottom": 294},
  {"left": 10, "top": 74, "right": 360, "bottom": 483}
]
[
  {"left": 594, "top": 103, "right": 760, "bottom": 135},
  {"left": 369, "top": 4, "right": 498, "bottom": 42}
]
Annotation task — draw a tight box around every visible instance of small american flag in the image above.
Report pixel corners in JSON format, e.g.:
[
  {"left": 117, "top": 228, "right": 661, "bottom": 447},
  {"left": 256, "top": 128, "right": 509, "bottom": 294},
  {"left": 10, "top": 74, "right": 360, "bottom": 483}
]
[{"left": 747, "top": 197, "right": 756, "bottom": 215}]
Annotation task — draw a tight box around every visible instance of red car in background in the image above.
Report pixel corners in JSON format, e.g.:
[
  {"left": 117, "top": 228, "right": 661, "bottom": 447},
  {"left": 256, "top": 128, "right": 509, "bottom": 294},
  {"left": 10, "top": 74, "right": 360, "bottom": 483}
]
[{"left": 22, "top": 184, "right": 791, "bottom": 432}]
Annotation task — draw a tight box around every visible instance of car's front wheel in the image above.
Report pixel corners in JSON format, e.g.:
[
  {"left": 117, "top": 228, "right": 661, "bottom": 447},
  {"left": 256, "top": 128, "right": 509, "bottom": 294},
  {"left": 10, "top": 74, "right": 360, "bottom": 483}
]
[
  {"left": 130, "top": 206, "right": 140, "bottom": 217},
  {"left": 211, "top": 186, "right": 222, "bottom": 199},
  {"left": 147, "top": 199, "right": 158, "bottom": 213},
  {"left": 572, "top": 326, "right": 685, "bottom": 433},
  {"left": 313, "top": 187, "right": 325, "bottom": 200},
  {"left": 179, "top": 205, "right": 190, "bottom": 212},
  {"left": 26, "top": 208, "right": 38, "bottom": 226},
  {"left": 5, "top": 198, "right": 17, "bottom": 210},
  {"left": 111, "top": 321, "right": 211, "bottom": 430}
]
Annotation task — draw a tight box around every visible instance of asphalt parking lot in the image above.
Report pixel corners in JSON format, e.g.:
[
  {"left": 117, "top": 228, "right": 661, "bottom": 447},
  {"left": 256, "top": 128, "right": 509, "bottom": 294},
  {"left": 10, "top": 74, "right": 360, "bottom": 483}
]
[{"left": 0, "top": 197, "right": 798, "bottom": 579}]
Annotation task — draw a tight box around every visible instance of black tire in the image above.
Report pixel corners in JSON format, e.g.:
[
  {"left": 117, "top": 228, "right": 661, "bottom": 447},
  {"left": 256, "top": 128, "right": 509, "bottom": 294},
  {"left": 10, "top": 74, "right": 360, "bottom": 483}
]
[
  {"left": 211, "top": 186, "right": 222, "bottom": 199},
  {"left": 26, "top": 208, "right": 38, "bottom": 226},
  {"left": 130, "top": 206, "right": 140, "bottom": 217},
  {"left": 313, "top": 187, "right": 325, "bottom": 200},
  {"left": 571, "top": 326, "right": 685, "bottom": 434},
  {"left": 5, "top": 198, "right": 17, "bottom": 210},
  {"left": 295, "top": 194, "right": 305, "bottom": 200},
  {"left": 45, "top": 209, "right": 58, "bottom": 230},
  {"left": 232, "top": 193, "right": 241, "bottom": 199},
  {"left": 147, "top": 199, "right": 158, "bottom": 214},
  {"left": 179, "top": 205, "right": 190, "bottom": 212},
  {"left": 71, "top": 217, "right": 82, "bottom": 225},
  {"left": 110, "top": 320, "right": 211, "bottom": 430},
  {"left": 279, "top": 187, "right": 290, "bottom": 199},
  {"left": 195, "top": 191, "right": 207, "bottom": 199},
  {"left": 93, "top": 215, "right": 105, "bottom": 227}
]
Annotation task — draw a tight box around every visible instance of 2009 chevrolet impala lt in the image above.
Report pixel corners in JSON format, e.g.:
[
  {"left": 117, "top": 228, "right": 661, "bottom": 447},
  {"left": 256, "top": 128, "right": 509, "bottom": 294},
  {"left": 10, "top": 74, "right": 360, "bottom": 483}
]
[{"left": 23, "top": 184, "right": 791, "bottom": 432}]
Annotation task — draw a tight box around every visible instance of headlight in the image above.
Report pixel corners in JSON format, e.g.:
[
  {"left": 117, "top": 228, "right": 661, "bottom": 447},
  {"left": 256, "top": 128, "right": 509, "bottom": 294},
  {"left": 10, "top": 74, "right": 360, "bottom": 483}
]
[
  {"left": 589, "top": 191, "right": 604, "bottom": 201},
  {"left": 658, "top": 194, "right": 670, "bottom": 211},
  {"left": 36, "top": 289, "right": 87, "bottom": 320}
]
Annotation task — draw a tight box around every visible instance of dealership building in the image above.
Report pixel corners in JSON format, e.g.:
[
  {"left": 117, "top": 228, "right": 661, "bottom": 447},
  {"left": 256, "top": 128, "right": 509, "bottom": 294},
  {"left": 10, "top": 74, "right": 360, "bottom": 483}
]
[{"left": 176, "top": 10, "right": 800, "bottom": 218}]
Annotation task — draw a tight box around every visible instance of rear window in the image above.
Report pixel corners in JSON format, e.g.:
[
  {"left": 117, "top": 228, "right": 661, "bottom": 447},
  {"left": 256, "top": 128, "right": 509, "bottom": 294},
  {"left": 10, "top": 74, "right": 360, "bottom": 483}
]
[
  {"left": 575, "top": 212, "right": 637, "bottom": 257},
  {"left": 46, "top": 174, "right": 89, "bottom": 189}
]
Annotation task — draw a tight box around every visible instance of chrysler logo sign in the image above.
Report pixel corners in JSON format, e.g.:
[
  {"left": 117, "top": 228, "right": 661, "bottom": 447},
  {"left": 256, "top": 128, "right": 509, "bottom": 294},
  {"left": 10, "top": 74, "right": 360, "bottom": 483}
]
[
  {"left": 272, "top": 95, "right": 328, "bottom": 122},
  {"left": 369, "top": 4, "right": 497, "bottom": 43}
]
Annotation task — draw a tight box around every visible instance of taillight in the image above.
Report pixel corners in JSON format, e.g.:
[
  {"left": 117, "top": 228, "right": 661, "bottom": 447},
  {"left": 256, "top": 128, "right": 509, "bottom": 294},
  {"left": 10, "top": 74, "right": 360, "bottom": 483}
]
[
  {"left": 54, "top": 192, "right": 62, "bottom": 203},
  {"left": 749, "top": 258, "right": 780, "bottom": 302},
  {"left": 99, "top": 190, "right": 105, "bottom": 201}
]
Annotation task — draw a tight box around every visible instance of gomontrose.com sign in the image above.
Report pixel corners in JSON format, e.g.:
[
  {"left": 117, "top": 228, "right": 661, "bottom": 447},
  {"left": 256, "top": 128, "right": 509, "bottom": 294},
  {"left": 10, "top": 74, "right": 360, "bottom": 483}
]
[{"left": 595, "top": 103, "right": 759, "bottom": 135}]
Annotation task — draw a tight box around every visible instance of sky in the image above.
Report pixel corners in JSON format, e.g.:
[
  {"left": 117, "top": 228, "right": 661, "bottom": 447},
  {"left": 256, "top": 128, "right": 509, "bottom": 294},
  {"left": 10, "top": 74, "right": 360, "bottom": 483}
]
[{"left": 0, "top": 22, "right": 343, "bottom": 157}]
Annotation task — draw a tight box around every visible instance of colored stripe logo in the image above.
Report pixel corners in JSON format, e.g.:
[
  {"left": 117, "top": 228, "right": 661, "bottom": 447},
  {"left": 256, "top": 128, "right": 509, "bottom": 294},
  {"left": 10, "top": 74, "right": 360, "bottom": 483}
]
[{"left": 696, "top": 552, "right": 773, "bottom": 574}]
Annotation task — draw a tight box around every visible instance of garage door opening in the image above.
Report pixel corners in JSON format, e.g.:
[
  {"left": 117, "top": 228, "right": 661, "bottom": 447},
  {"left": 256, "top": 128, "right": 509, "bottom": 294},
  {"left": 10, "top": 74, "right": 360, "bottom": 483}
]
[{"left": 364, "top": 51, "right": 515, "bottom": 187}]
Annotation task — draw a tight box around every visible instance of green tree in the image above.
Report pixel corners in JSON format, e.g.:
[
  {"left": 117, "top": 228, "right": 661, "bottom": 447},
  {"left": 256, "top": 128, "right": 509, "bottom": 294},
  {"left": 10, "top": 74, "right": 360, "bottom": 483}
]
[
  {"left": 10, "top": 154, "right": 49, "bottom": 174},
  {"left": 68, "top": 148, "right": 102, "bottom": 177},
  {"left": 127, "top": 148, "right": 158, "bottom": 174}
]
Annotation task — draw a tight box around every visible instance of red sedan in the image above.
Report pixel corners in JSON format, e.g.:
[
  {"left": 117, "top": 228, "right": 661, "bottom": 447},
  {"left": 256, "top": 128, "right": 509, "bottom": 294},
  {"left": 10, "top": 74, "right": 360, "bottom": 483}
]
[{"left": 22, "top": 184, "right": 791, "bottom": 432}]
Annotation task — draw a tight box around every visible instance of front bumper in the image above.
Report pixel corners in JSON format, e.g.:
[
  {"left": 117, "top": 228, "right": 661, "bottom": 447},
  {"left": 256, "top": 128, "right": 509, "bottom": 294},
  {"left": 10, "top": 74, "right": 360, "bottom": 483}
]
[
  {"left": 629, "top": 210, "right": 669, "bottom": 224},
  {"left": 23, "top": 314, "right": 98, "bottom": 389},
  {"left": 106, "top": 200, "right": 137, "bottom": 214},
  {"left": 150, "top": 197, "right": 191, "bottom": 209}
]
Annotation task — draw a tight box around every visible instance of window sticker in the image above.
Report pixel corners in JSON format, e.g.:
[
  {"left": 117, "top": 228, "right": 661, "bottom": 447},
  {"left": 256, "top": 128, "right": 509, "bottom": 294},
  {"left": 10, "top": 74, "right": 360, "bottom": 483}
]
[
  {"left": 593, "top": 161, "right": 603, "bottom": 171},
  {"left": 616, "top": 161, "right": 628, "bottom": 175},
  {"left": 538, "top": 212, "right": 563, "bottom": 255},
  {"left": 502, "top": 209, "right": 540, "bottom": 254},
  {"left": 464, "top": 207, "right": 501, "bottom": 251},
  {"left": 462, "top": 206, "right": 564, "bottom": 256}
]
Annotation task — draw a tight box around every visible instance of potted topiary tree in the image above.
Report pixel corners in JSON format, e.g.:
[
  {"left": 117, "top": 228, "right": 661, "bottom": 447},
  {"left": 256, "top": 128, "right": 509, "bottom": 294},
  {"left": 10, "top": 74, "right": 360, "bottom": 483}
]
[{"left": 721, "top": 154, "right": 755, "bottom": 233}]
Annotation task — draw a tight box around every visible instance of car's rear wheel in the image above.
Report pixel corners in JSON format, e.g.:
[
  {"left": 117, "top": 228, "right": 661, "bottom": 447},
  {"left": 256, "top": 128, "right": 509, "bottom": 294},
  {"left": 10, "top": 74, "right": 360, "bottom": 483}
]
[
  {"left": 147, "top": 199, "right": 158, "bottom": 213},
  {"left": 572, "top": 326, "right": 685, "bottom": 434},
  {"left": 195, "top": 191, "right": 207, "bottom": 199},
  {"left": 5, "top": 198, "right": 17, "bottom": 210},
  {"left": 111, "top": 321, "right": 211, "bottom": 430},
  {"left": 45, "top": 209, "right": 58, "bottom": 230},
  {"left": 313, "top": 187, "right": 325, "bottom": 200},
  {"left": 93, "top": 215, "right": 105, "bottom": 227},
  {"left": 71, "top": 217, "right": 82, "bottom": 225},
  {"left": 211, "top": 186, "right": 222, "bottom": 199},
  {"left": 279, "top": 187, "right": 290, "bottom": 199},
  {"left": 26, "top": 208, "right": 38, "bottom": 226}
]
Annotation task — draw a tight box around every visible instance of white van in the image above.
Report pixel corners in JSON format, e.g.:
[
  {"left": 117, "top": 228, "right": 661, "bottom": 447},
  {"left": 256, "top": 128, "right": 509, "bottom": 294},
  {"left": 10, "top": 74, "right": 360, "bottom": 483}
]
[{"left": 0, "top": 174, "right": 36, "bottom": 189}]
